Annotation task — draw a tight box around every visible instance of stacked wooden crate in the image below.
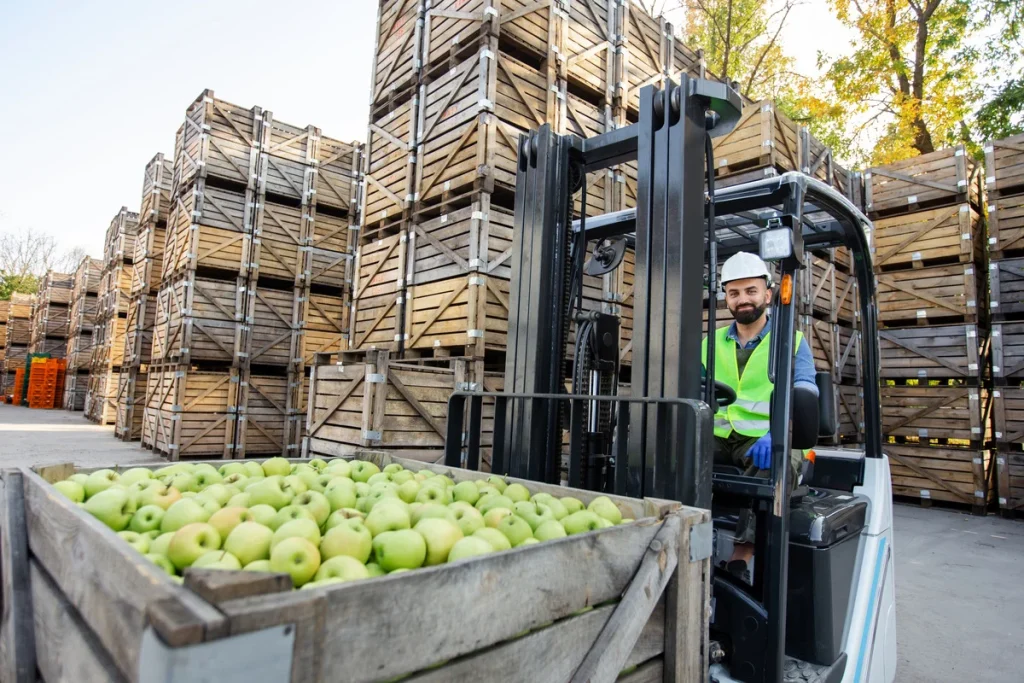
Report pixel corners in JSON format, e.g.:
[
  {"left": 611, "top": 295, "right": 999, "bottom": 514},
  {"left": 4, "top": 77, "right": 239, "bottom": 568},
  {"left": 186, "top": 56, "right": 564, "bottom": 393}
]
[
  {"left": 142, "top": 90, "right": 360, "bottom": 459},
  {"left": 115, "top": 154, "right": 172, "bottom": 440},
  {"left": 28, "top": 271, "right": 74, "bottom": 359},
  {"left": 1, "top": 293, "right": 34, "bottom": 397},
  {"left": 0, "top": 300, "right": 7, "bottom": 394},
  {"left": 985, "top": 133, "right": 1024, "bottom": 516},
  {"left": 866, "top": 145, "right": 990, "bottom": 512},
  {"left": 63, "top": 257, "right": 103, "bottom": 410},
  {"left": 86, "top": 208, "right": 139, "bottom": 424}
]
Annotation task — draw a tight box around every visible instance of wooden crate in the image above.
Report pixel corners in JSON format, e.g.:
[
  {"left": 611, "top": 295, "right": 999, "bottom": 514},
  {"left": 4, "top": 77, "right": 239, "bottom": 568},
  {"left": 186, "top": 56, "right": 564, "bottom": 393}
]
[
  {"left": 798, "top": 252, "right": 858, "bottom": 324},
  {"left": 64, "top": 331, "right": 96, "bottom": 372},
  {"left": 404, "top": 273, "right": 511, "bottom": 355},
  {"left": 989, "top": 257, "right": 1024, "bottom": 320},
  {"left": 879, "top": 324, "right": 986, "bottom": 381},
  {"left": 886, "top": 444, "right": 991, "bottom": 511},
  {"left": 151, "top": 274, "right": 247, "bottom": 365},
  {"left": 564, "top": 0, "right": 616, "bottom": 103},
  {"left": 665, "top": 31, "right": 704, "bottom": 84},
  {"left": 62, "top": 371, "right": 88, "bottom": 411},
  {"left": 250, "top": 199, "right": 351, "bottom": 287},
  {"left": 36, "top": 271, "right": 74, "bottom": 306},
  {"left": 710, "top": 101, "right": 801, "bottom": 178},
  {"left": 93, "top": 315, "right": 128, "bottom": 370},
  {"left": 31, "top": 338, "right": 66, "bottom": 359},
  {"left": 420, "top": 0, "right": 494, "bottom": 71},
  {"left": 98, "top": 263, "right": 133, "bottom": 320},
  {"left": 6, "top": 293, "right": 34, "bottom": 321},
  {"left": 876, "top": 263, "right": 980, "bottom": 326},
  {"left": 303, "top": 292, "right": 350, "bottom": 363},
  {"left": 993, "top": 387, "right": 1024, "bottom": 515},
  {"left": 798, "top": 128, "right": 852, "bottom": 196},
  {"left": 989, "top": 193, "right": 1024, "bottom": 260},
  {"left": 129, "top": 222, "right": 167, "bottom": 296},
  {"left": 835, "top": 384, "right": 864, "bottom": 444},
  {"left": 30, "top": 303, "right": 69, "bottom": 344},
  {"left": 362, "top": 97, "right": 418, "bottom": 232},
  {"left": 799, "top": 318, "right": 861, "bottom": 385},
  {"left": 881, "top": 384, "right": 990, "bottom": 444},
  {"left": 616, "top": 1, "right": 668, "bottom": 116},
  {"left": 314, "top": 135, "right": 361, "bottom": 214},
  {"left": 163, "top": 181, "right": 256, "bottom": 280},
  {"left": 560, "top": 94, "right": 616, "bottom": 216},
  {"left": 257, "top": 114, "right": 317, "bottom": 202},
  {"left": 243, "top": 286, "right": 303, "bottom": 368},
  {"left": 7, "top": 319, "right": 32, "bottom": 346},
  {"left": 124, "top": 294, "right": 156, "bottom": 368},
  {"left": 872, "top": 204, "right": 984, "bottom": 270},
  {"left": 173, "top": 89, "right": 262, "bottom": 193},
  {"left": 370, "top": 0, "right": 423, "bottom": 109},
  {"left": 407, "top": 199, "right": 515, "bottom": 286},
  {"left": 984, "top": 133, "right": 1024, "bottom": 198},
  {"left": 865, "top": 145, "right": 981, "bottom": 218},
  {"left": 141, "top": 366, "right": 238, "bottom": 460},
  {"left": 992, "top": 322, "right": 1024, "bottom": 384},
  {"left": 104, "top": 208, "right": 140, "bottom": 265},
  {"left": 995, "top": 448, "right": 1024, "bottom": 516},
  {"left": 114, "top": 367, "right": 147, "bottom": 441},
  {"left": 416, "top": 46, "right": 556, "bottom": 206},
  {"left": 0, "top": 457, "right": 709, "bottom": 683},
  {"left": 236, "top": 372, "right": 309, "bottom": 458},
  {"left": 350, "top": 233, "right": 406, "bottom": 351},
  {"left": 85, "top": 368, "right": 119, "bottom": 425},
  {"left": 140, "top": 152, "right": 173, "bottom": 226}
]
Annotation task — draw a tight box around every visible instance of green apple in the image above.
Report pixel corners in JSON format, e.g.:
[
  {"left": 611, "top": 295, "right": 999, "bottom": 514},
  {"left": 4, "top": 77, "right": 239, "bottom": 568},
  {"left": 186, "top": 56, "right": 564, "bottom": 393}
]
[
  {"left": 433, "top": 475, "right": 455, "bottom": 488},
  {"left": 192, "top": 550, "right": 242, "bottom": 570},
  {"left": 324, "top": 459, "right": 352, "bottom": 478},
  {"left": 367, "top": 472, "right": 392, "bottom": 487},
  {"left": 542, "top": 497, "right": 568, "bottom": 520},
  {"left": 192, "top": 464, "right": 223, "bottom": 488},
  {"left": 247, "top": 504, "right": 276, "bottom": 527},
  {"left": 248, "top": 478, "right": 295, "bottom": 510},
  {"left": 504, "top": 483, "right": 531, "bottom": 503},
  {"left": 365, "top": 502, "right": 411, "bottom": 536},
  {"left": 227, "top": 492, "right": 251, "bottom": 508},
  {"left": 167, "top": 523, "right": 221, "bottom": 570},
  {"left": 161, "top": 498, "right": 211, "bottom": 533},
  {"left": 150, "top": 532, "right": 175, "bottom": 557},
  {"left": 309, "top": 458, "right": 328, "bottom": 471},
  {"left": 139, "top": 485, "right": 182, "bottom": 510},
  {"left": 324, "top": 508, "right": 364, "bottom": 531},
  {"left": 596, "top": 518, "right": 614, "bottom": 529},
  {"left": 497, "top": 515, "right": 533, "bottom": 547},
  {"left": 448, "top": 536, "right": 494, "bottom": 561},
  {"left": 476, "top": 485, "right": 501, "bottom": 502},
  {"left": 372, "top": 530, "right": 426, "bottom": 571},
  {"left": 365, "top": 562, "right": 386, "bottom": 577},
  {"left": 418, "top": 470, "right": 436, "bottom": 479},
  {"left": 293, "top": 463, "right": 319, "bottom": 481},
  {"left": 117, "top": 531, "right": 150, "bottom": 554},
  {"left": 261, "top": 457, "right": 292, "bottom": 478},
  {"left": 219, "top": 463, "right": 247, "bottom": 478},
  {"left": 416, "top": 486, "right": 453, "bottom": 505},
  {"left": 477, "top": 495, "right": 514, "bottom": 514},
  {"left": 483, "top": 507, "right": 513, "bottom": 528},
  {"left": 119, "top": 467, "right": 154, "bottom": 486},
  {"left": 315, "top": 555, "right": 370, "bottom": 582},
  {"left": 307, "top": 473, "right": 335, "bottom": 493},
  {"left": 414, "top": 518, "right": 464, "bottom": 565},
  {"left": 293, "top": 491, "right": 331, "bottom": 527},
  {"left": 154, "top": 464, "right": 190, "bottom": 478},
  {"left": 561, "top": 510, "right": 603, "bottom": 535},
  {"left": 130, "top": 505, "right": 166, "bottom": 533},
  {"left": 561, "top": 497, "right": 585, "bottom": 514},
  {"left": 512, "top": 501, "right": 554, "bottom": 531},
  {"left": 324, "top": 478, "right": 357, "bottom": 511},
  {"left": 271, "top": 519, "right": 321, "bottom": 549},
  {"left": 167, "top": 472, "right": 199, "bottom": 494},
  {"left": 222, "top": 473, "right": 248, "bottom": 489},
  {"left": 69, "top": 473, "right": 90, "bottom": 486},
  {"left": 397, "top": 479, "right": 421, "bottom": 504},
  {"left": 349, "top": 461, "right": 381, "bottom": 483},
  {"left": 54, "top": 480, "right": 85, "bottom": 503},
  {"left": 242, "top": 462, "right": 265, "bottom": 479},
  {"left": 320, "top": 519, "right": 373, "bottom": 563},
  {"left": 198, "top": 498, "right": 222, "bottom": 518},
  {"left": 197, "top": 484, "right": 233, "bottom": 507},
  {"left": 301, "top": 577, "right": 347, "bottom": 590},
  {"left": 449, "top": 502, "right": 485, "bottom": 536},
  {"left": 224, "top": 522, "right": 274, "bottom": 566},
  {"left": 270, "top": 505, "right": 317, "bottom": 531},
  {"left": 587, "top": 496, "right": 623, "bottom": 525},
  {"left": 270, "top": 537, "right": 321, "bottom": 587},
  {"left": 383, "top": 463, "right": 403, "bottom": 475},
  {"left": 411, "top": 503, "right": 454, "bottom": 526},
  {"left": 282, "top": 475, "right": 309, "bottom": 498},
  {"left": 472, "top": 527, "right": 512, "bottom": 551},
  {"left": 144, "top": 530, "right": 162, "bottom": 540},
  {"left": 451, "top": 481, "right": 480, "bottom": 505},
  {"left": 485, "top": 475, "right": 507, "bottom": 492},
  {"left": 621, "top": 518, "right": 635, "bottom": 525},
  {"left": 243, "top": 559, "right": 274, "bottom": 572},
  {"left": 534, "top": 519, "right": 568, "bottom": 541},
  {"left": 84, "top": 488, "right": 134, "bottom": 531},
  {"left": 354, "top": 482, "right": 371, "bottom": 497},
  {"left": 391, "top": 470, "right": 414, "bottom": 485},
  {"left": 146, "top": 553, "right": 176, "bottom": 576},
  {"left": 208, "top": 507, "right": 254, "bottom": 540},
  {"left": 84, "top": 469, "right": 120, "bottom": 498},
  {"left": 519, "top": 538, "right": 539, "bottom": 546}
]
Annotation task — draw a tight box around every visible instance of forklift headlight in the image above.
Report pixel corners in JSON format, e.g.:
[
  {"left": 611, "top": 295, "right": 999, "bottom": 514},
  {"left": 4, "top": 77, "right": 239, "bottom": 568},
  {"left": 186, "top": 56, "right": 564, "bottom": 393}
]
[{"left": 759, "top": 228, "right": 793, "bottom": 261}]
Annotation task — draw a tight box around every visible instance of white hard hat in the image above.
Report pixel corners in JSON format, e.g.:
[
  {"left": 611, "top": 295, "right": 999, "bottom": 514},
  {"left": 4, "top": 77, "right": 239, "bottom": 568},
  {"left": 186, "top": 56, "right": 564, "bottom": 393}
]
[{"left": 721, "top": 252, "right": 771, "bottom": 287}]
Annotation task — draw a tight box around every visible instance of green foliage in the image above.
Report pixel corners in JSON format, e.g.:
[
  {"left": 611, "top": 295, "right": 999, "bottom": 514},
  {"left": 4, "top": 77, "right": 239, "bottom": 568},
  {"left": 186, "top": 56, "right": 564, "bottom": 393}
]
[{"left": 0, "top": 272, "right": 39, "bottom": 301}]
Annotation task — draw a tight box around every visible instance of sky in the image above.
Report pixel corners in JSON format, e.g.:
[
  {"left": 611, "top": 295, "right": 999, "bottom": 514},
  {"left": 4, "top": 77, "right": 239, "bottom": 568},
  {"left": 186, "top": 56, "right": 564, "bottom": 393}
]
[{"left": 0, "top": 1, "right": 852, "bottom": 261}]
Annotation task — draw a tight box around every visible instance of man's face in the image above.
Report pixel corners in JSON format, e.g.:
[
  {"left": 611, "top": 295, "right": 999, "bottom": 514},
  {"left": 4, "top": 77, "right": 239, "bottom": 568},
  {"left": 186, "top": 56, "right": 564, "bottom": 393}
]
[{"left": 724, "top": 277, "right": 770, "bottom": 325}]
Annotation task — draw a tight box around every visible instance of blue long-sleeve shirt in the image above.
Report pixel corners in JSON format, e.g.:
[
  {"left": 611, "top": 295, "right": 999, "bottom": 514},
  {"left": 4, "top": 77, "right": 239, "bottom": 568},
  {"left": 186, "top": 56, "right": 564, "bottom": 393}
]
[{"left": 722, "top": 317, "right": 819, "bottom": 395}]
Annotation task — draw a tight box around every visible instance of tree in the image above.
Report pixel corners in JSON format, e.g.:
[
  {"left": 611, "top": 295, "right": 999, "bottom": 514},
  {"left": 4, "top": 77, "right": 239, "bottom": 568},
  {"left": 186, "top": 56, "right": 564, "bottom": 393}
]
[
  {"left": 681, "top": 0, "right": 801, "bottom": 102},
  {"left": 0, "top": 228, "right": 86, "bottom": 300},
  {"left": 973, "top": 0, "right": 1024, "bottom": 140}
]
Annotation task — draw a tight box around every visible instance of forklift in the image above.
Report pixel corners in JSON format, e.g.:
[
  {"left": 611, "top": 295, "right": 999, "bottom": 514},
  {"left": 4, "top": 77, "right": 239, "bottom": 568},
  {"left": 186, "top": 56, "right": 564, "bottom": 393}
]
[{"left": 443, "top": 76, "right": 896, "bottom": 683}]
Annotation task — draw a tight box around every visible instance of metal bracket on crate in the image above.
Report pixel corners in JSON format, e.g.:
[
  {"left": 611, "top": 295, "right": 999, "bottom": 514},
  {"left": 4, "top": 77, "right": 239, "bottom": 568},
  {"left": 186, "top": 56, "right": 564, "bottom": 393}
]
[{"left": 138, "top": 625, "right": 294, "bottom": 683}]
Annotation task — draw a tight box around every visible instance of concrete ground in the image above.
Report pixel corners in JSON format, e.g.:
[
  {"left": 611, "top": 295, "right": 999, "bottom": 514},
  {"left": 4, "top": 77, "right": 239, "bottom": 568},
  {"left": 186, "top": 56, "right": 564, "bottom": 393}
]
[{"left": 3, "top": 405, "right": 1023, "bottom": 680}]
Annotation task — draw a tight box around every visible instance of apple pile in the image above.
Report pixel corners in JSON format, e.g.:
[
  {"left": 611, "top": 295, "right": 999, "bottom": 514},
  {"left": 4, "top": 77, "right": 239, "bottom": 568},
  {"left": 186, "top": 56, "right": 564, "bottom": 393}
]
[{"left": 52, "top": 458, "right": 632, "bottom": 589}]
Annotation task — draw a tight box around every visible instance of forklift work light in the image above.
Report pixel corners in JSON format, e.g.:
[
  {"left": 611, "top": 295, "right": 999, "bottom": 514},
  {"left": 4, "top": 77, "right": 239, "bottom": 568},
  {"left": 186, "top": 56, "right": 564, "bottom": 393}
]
[{"left": 759, "top": 227, "right": 793, "bottom": 261}]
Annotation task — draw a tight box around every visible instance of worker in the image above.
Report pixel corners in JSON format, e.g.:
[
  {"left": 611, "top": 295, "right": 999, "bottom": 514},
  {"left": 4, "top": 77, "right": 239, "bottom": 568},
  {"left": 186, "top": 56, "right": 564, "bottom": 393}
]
[{"left": 702, "top": 252, "right": 818, "bottom": 580}]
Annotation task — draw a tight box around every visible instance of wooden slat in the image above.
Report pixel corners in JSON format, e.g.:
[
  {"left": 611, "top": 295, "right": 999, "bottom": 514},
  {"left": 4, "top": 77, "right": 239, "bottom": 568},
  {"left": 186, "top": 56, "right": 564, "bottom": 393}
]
[{"left": 0, "top": 470, "right": 37, "bottom": 683}]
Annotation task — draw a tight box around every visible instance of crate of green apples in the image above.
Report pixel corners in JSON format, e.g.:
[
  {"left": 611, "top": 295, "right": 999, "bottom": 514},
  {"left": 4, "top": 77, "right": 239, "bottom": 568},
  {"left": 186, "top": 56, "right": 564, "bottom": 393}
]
[{"left": 3, "top": 452, "right": 711, "bottom": 683}]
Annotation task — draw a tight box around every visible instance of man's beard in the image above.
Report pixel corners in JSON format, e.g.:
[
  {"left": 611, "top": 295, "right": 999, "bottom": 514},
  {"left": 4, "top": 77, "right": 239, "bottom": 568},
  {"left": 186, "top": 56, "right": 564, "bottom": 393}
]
[{"left": 731, "top": 302, "right": 766, "bottom": 325}]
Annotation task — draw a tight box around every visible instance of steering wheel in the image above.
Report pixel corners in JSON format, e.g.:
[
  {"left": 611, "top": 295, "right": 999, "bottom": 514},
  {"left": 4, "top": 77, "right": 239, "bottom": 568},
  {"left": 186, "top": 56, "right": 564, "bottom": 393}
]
[{"left": 714, "top": 380, "right": 737, "bottom": 409}]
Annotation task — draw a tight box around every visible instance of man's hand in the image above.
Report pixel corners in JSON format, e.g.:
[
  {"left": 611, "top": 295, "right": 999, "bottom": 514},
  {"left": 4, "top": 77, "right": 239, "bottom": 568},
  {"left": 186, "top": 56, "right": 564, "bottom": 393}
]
[{"left": 747, "top": 433, "right": 773, "bottom": 470}]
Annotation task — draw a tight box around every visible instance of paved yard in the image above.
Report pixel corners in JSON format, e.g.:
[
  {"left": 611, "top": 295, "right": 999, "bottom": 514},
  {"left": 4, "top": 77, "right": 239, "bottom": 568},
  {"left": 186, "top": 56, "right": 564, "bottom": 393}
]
[{"left": 3, "top": 404, "right": 1023, "bottom": 681}]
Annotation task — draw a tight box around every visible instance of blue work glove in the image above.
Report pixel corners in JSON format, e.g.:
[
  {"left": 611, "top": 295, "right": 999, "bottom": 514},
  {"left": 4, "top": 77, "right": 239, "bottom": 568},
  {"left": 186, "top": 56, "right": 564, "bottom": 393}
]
[{"left": 747, "top": 433, "right": 773, "bottom": 470}]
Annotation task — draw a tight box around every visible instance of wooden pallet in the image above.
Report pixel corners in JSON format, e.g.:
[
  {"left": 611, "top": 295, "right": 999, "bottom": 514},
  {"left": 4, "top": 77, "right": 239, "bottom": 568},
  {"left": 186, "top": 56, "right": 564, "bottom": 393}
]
[
  {"left": 879, "top": 324, "right": 986, "bottom": 381},
  {"left": 984, "top": 133, "right": 1024, "bottom": 198},
  {"left": 992, "top": 322, "right": 1024, "bottom": 384},
  {"left": 876, "top": 263, "right": 980, "bottom": 326},
  {"left": 988, "top": 193, "right": 1024, "bottom": 260},
  {"left": 886, "top": 444, "right": 991, "bottom": 512},
  {"left": 163, "top": 181, "right": 256, "bottom": 280},
  {"left": 141, "top": 365, "right": 239, "bottom": 459},
  {"left": 350, "top": 233, "right": 406, "bottom": 351},
  {"left": 710, "top": 102, "right": 801, "bottom": 179},
  {"left": 988, "top": 257, "right": 1024, "bottom": 320},
  {"left": 362, "top": 96, "right": 418, "bottom": 232},
  {"left": 616, "top": 1, "right": 668, "bottom": 116},
  {"left": 872, "top": 204, "right": 984, "bottom": 271},
  {"left": 172, "top": 89, "right": 263, "bottom": 194},
  {"left": 370, "top": 0, "right": 423, "bottom": 110},
  {"left": 404, "top": 273, "right": 511, "bottom": 355},
  {"left": 881, "top": 384, "right": 990, "bottom": 444},
  {"left": 0, "top": 459, "right": 708, "bottom": 683},
  {"left": 865, "top": 145, "right": 981, "bottom": 218},
  {"left": 114, "top": 366, "right": 147, "bottom": 441},
  {"left": 151, "top": 274, "right": 248, "bottom": 365}
]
